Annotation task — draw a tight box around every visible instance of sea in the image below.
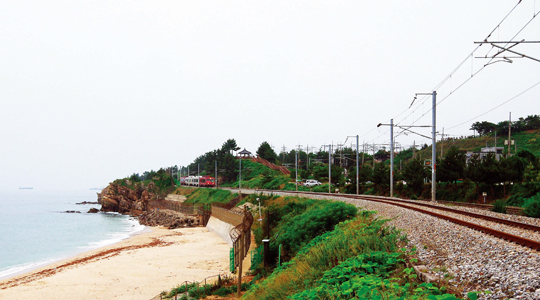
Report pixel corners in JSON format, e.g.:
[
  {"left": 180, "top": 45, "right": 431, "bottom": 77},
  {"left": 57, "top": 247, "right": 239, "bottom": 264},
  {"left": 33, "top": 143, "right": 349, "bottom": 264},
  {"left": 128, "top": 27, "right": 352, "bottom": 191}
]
[{"left": 0, "top": 189, "right": 146, "bottom": 280}]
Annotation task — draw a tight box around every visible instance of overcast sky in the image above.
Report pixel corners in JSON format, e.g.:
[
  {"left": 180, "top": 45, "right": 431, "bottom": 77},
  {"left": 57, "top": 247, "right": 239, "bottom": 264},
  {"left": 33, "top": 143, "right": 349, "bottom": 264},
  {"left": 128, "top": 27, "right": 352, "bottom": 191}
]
[{"left": 1, "top": 1, "right": 539, "bottom": 191}]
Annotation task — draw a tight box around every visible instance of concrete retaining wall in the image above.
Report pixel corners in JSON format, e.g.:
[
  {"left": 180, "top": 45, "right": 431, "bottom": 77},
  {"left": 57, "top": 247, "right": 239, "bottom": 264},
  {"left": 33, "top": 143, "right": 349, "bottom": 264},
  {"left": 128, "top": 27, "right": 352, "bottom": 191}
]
[{"left": 206, "top": 216, "right": 235, "bottom": 247}]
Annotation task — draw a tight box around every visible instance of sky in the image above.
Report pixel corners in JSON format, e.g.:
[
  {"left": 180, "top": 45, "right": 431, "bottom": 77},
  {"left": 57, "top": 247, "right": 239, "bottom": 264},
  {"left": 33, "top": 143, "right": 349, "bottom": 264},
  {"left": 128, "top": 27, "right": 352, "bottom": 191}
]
[{"left": 1, "top": 1, "right": 539, "bottom": 191}]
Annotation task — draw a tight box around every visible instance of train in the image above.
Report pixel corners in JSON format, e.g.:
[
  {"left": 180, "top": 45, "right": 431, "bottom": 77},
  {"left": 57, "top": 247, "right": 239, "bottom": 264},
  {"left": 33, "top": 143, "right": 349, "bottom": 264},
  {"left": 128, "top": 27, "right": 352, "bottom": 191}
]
[{"left": 180, "top": 176, "right": 215, "bottom": 187}]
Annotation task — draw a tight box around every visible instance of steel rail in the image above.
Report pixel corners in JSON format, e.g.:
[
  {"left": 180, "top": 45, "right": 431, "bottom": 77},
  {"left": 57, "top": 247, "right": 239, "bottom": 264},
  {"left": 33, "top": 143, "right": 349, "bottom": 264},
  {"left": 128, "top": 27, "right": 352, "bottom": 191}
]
[
  {"left": 352, "top": 195, "right": 540, "bottom": 232},
  {"left": 253, "top": 189, "right": 540, "bottom": 251}
]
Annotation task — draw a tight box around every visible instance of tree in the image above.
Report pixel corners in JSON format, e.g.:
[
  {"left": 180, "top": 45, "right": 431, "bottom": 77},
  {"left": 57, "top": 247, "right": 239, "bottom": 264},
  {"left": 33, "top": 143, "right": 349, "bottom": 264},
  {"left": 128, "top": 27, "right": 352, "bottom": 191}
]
[
  {"left": 402, "top": 158, "right": 428, "bottom": 195},
  {"left": 470, "top": 121, "right": 496, "bottom": 136},
  {"left": 372, "top": 163, "right": 389, "bottom": 186},
  {"left": 374, "top": 149, "right": 390, "bottom": 161},
  {"left": 348, "top": 165, "right": 373, "bottom": 187},
  {"left": 222, "top": 139, "right": 240, "bottom": 154},
  {"left": 256, "top": 141, "right": 278, "bottom": 163},
  {"left": 438, "top": 146, "right": 465, "bottom": 184},
  {"left": 330, "top": 165, "right": 344, "bottom": 186},
  {"left": 477, "top": 153, "right": 501, "bottom": 196},
  {"left": 465, "top": 154, "right": 482, "bottom": 193},
  {"left": 312, "top": 164, "right": 328, "bottom": 182}
]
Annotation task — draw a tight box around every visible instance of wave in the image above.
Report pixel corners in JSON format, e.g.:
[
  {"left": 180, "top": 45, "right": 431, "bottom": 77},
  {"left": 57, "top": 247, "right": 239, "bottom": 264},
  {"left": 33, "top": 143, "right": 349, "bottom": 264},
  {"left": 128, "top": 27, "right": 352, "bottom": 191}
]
[
  {"left": 0, "top": 256, "right": 67, "bottom": 280},
  {"left": 79, "top": 216, "right": 146, "bottom": 250},
  {"left": 0, "top": 214, "right": 147, "bottom": 281}
]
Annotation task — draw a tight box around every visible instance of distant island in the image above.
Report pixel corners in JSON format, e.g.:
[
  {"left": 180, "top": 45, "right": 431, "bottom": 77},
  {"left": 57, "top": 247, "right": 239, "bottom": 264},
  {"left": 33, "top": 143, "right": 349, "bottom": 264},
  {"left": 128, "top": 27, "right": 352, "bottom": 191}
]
[{"left": 18, "top": 187, "right": 33, "bottom": 190}]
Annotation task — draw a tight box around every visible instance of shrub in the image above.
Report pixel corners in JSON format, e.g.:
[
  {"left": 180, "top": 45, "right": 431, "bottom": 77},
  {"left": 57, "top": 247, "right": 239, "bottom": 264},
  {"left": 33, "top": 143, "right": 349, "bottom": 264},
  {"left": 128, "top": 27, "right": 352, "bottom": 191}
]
[
  {"left": 491, "top": 199, "right": 507, "bottom": 214},
  {"left": 523, "top": 193, "right": 540, "bottom": 218},
  {"left": 274, "top": 200, "right": 358, "bottom": 256}
]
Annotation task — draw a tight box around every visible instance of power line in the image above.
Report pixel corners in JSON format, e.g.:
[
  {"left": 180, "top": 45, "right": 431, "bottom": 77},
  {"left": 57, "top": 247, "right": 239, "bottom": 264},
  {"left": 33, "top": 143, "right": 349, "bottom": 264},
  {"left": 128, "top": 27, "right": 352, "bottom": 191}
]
[
  {"left": 393, "top": 1, "right": 534, "bottom": 134},
  {"left": 446, "top": 79, "right": 540, "bottom": 131}
]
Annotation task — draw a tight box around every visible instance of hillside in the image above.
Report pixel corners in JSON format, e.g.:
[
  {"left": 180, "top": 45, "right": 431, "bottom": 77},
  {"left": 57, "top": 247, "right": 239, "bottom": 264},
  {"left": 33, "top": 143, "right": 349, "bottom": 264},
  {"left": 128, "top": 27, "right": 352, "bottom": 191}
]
[{"left": 411, "top": 129, "right": 540, "bottom": 161}]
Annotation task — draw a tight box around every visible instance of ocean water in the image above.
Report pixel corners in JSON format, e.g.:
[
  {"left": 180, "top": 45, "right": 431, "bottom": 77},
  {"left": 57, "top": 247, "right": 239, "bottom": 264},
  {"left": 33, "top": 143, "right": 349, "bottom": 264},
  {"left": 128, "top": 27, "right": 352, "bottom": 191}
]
[{"left": 0, "top": 189, "right": 146, "bottom": 280}]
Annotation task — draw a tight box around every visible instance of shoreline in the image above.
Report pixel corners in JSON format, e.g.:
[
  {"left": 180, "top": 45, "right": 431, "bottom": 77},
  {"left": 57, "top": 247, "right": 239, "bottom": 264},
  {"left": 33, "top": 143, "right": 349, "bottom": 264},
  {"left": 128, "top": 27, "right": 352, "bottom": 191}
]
[
  {"left": 0, "top": 226, "right": 232, "bottom": 300},
  {"left": 0, "top": 213, "right": 149, "bottom": 282}
]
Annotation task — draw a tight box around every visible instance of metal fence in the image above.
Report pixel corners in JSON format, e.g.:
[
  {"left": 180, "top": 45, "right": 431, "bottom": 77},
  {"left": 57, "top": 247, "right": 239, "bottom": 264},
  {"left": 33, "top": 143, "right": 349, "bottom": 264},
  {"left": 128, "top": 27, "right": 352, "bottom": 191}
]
[{"left": 150, "top": 273, "right": 234, "bottom": 300}]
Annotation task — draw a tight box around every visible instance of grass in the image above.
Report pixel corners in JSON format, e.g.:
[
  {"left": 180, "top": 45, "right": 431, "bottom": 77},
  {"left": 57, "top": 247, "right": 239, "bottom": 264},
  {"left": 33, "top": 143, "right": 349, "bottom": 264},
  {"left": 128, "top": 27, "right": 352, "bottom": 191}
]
[
  {"left": 184, "top": 188, "right": 238, "bottom": 204},
  {"left": 243, "top": 213, "right": 402, "bottom": 300},
  {"left": 412, "top": 129, "right": 540, "bottom": 162}
]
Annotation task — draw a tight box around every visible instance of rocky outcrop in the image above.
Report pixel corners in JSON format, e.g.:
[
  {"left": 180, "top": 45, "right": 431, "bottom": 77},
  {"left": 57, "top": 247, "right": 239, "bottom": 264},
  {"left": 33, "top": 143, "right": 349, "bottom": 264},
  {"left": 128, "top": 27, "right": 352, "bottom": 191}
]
[
  {"left": 87, "top": 208, "right": 99, "bottom": 213},
  {"left": 76, "top": 201, "right": 99, "bottom": 205},
  {"left": 138, "top": 209, "right": 200, "bottom": 229},
  {"left": 97, "top": 181, "right": 157, "bottom": 215},
  {"left": 97, "top": 180, "right": 199, "bottom": 229}
]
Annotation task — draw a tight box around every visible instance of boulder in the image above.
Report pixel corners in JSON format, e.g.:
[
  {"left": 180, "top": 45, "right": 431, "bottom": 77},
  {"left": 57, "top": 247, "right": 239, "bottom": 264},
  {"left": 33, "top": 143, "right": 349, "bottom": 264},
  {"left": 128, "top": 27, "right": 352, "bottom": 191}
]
[{"left": 87, "top": 208, "right": 99, "bottom": 213}]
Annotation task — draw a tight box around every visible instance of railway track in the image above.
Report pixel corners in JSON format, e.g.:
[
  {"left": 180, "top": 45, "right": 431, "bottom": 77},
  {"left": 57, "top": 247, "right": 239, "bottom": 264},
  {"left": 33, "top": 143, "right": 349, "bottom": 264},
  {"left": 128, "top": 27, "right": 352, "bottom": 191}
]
[
  {"left": 429, "top": 199, "right": 523, "bottom": 215},
  {"left": 250, "top": 189, "right": 540, "bottom": 251}
]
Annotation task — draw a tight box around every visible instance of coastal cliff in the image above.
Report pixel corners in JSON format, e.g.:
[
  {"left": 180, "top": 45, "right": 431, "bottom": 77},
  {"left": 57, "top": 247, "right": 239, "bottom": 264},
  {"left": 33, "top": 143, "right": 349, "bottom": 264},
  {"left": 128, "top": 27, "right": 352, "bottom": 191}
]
[
  {"left": 97, "top": 179, "right": 202, "bottom": 229},
  {"left": 97, "top": 180, "right": 157, "bottom": 216}
]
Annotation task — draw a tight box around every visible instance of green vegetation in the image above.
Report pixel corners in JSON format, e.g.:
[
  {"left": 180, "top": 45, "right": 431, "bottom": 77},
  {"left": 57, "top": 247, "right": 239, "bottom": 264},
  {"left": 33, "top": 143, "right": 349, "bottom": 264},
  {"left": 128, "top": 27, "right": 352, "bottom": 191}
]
[
  {"left": 523, "top": 193, "right": 540, "bottom": 218},
  {"left": 161, "top": 277, "right": 255, "bottom": 300},
  {"left": 184, "top": 188, "right": 239, "bottom": 204},
  {"left": 113, "top": 168, "right": 176, "bottom": 197},
  {"left": 257, "top": 141, "right": 278, "bottom": 163},
  {"left": 267, "top": 198, "right": 358, "bottom": 257},
  {"left": 491, "top": 199, "right": 508, "bottom": 214},
  {"left": 245, "top": 212, "right": 466, "bottom": 300}
]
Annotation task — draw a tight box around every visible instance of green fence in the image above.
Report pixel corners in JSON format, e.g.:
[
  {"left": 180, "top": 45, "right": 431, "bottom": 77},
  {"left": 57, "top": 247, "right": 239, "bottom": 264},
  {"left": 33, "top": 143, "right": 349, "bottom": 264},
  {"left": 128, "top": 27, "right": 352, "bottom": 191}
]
[
  {"left": 230, "top": 247, "right": 235, "bottom": 273},
  {"left": 250, "top": 245, "right": 263, "bottom": 271}
]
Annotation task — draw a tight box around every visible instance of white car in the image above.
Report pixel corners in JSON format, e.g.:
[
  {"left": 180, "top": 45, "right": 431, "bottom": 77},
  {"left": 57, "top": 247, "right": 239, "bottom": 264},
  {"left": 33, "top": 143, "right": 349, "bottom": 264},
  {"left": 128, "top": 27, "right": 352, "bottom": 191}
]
[{"left": 303, "top": 180, "right": 322, "bottom": 187}]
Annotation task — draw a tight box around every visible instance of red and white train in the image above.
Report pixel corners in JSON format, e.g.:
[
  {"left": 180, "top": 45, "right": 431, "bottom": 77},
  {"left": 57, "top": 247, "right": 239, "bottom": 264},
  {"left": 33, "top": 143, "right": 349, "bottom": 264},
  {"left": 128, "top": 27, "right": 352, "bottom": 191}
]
[{"left": 180, "top": 176, "right": 215, "bottom": 187}]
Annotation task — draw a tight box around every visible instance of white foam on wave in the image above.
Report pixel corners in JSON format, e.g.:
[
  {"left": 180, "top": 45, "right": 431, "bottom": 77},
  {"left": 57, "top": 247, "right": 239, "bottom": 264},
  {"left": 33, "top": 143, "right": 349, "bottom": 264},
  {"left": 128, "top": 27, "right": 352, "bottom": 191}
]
[
  {"left": 79, "top": 214, "right": 147, "bottom": 250},
  {"left": 0, "top": 212, "right": 148, "bottom": 281},
  {"left": 0, "top": 256, "right": 67, "bottom": 280}
]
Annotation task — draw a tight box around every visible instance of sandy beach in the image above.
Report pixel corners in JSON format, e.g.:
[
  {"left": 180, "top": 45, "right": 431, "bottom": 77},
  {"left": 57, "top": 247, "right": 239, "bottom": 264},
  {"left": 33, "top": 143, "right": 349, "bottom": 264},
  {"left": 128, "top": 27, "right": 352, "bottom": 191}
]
[{"left": 0, "top": 227, "right": 233, "bottom": 300}]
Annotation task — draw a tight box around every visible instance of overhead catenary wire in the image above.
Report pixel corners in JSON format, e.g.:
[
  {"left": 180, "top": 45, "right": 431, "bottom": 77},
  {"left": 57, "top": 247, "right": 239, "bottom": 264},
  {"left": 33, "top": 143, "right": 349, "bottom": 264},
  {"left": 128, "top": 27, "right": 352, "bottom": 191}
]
[
  {"left": 358, "top": 2, "right": 532, "bottom": 148},
  {"left": 446, "top": 80, "right": 540, "bottom": 131},
  {"left": 393, "top": 1, "right": 536, "bottom": 137}
]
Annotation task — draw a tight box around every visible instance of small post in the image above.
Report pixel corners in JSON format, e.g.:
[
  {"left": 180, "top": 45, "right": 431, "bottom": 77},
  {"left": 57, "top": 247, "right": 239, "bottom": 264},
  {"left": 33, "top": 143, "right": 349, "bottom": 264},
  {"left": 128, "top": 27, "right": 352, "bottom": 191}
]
[
  {"left": 278, "top": 244, "right": 282, "bottom": 266},
  {"left": 262, "top": 239, "right": 270, "bottom": 268},
  {"left": 237, "top": 232, "right": 243, "bottom": 297}
]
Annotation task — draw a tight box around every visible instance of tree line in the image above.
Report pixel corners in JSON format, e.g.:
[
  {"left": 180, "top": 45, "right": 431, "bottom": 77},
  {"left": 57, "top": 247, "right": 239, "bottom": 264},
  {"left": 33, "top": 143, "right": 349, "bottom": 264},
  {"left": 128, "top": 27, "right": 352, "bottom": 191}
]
[{"left": 470, "top": 114, "right": 540, "bottom": 136}]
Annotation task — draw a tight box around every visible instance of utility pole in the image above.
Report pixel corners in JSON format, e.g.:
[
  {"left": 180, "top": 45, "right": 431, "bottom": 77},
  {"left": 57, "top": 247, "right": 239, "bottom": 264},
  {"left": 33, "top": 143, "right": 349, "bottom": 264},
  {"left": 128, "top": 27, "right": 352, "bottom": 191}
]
[
  {"left": 431, "top": 92, "right": 437, "bottom": 202},
  {"left": 281, "top": 145, "right": 287, "bottom": 163},
  {"left": 508, "top": 112, "right": 512, "bottom": 156},
  {"left": 215, "top": 161, "right": 218, "bottom": 188},
  {"left": 390, "top": 119, "right": 394, "bottom": 197},
  {"left": 440, "top": 128, "right": 449, "bottom": 157},
  {"left": 362, "top": 141, "right": 365, "bottom": 166},
  {"left": 295, "top": 150, "right": 298, "bottom": 191},
  {"left": 441, "top": 128, "right": 444, "bottom": 157},
  {"left": 239, "top": 158, "right": 242, "bottom": 192},
  {"left": 356, "top": 135, "right": 359, "bottom": 195},
  {"left": 413, "top": 91, "right": 437, "bottom": 202},
  {"left": 328, "top": 144, "right": 332, "bottom": 193},
  {"left": 376, "top": 120, "right": 394, "bottom": 197},
  {"left": 372, "top": 143, "right": 375, "bottom": 170},
  {"left": 197, "top": 164, "right": 200, "bottom": 188}
]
